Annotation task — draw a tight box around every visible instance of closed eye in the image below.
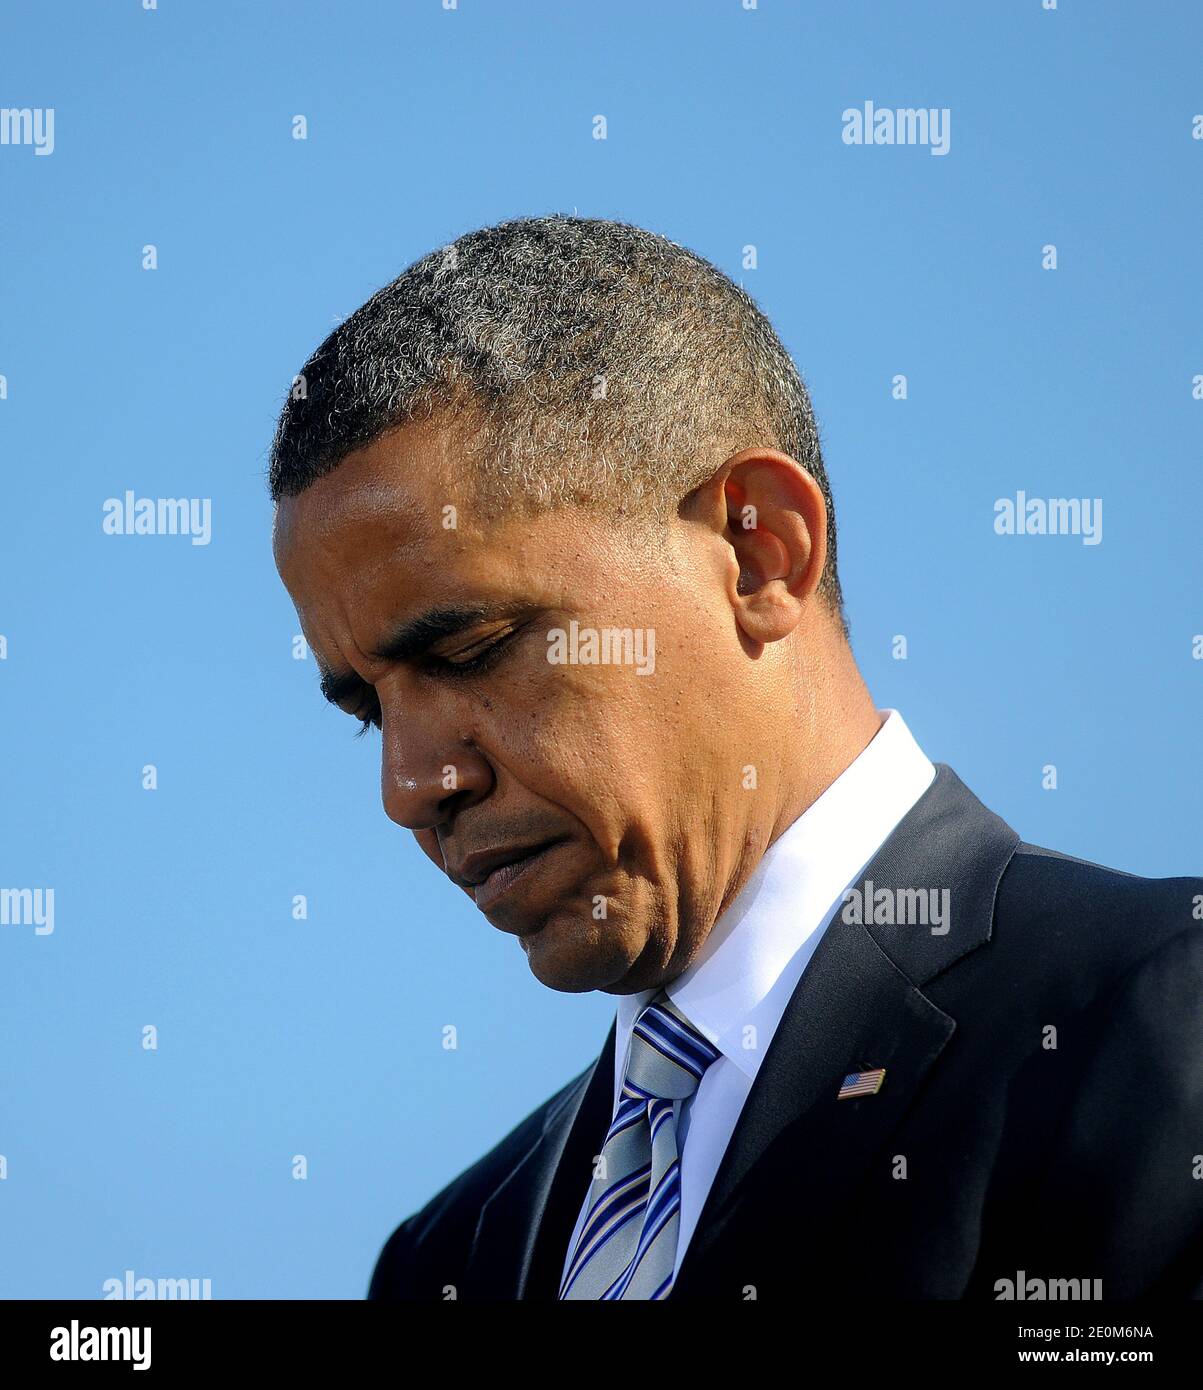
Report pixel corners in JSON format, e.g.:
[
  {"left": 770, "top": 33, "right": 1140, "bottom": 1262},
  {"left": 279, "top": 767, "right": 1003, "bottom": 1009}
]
[
  {"left": 425, "top": 619, "right": 527, "bottom": 679},
  {"left": 351, "top": 622, "right": 526, "bottom": 738}
]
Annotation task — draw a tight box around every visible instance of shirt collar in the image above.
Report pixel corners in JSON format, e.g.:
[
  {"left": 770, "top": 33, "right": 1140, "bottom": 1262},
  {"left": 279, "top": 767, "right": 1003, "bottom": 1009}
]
[{"left": 614, "top": 709, "right": 935, "bottom": 1087}]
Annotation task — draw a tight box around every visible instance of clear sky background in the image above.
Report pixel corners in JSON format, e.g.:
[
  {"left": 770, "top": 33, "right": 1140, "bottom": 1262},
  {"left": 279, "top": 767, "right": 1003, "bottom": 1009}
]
[{"left": 1, "top": 0, "right": 1200, "bottom": 1298}]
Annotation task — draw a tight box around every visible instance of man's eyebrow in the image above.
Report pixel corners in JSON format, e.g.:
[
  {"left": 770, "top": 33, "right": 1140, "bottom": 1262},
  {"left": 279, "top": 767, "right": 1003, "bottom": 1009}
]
[{"left": 316, "top": 603, "right": 530, "bottom": 707}]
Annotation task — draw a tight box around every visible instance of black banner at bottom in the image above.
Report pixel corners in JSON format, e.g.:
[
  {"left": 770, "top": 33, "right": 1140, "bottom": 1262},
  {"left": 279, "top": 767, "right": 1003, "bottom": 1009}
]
[{"left": 1, "top": 1298, "right": 1198, "bottom": 1376}]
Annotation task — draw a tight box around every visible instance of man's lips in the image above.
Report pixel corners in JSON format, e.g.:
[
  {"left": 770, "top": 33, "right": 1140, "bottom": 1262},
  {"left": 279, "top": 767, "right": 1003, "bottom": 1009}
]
[{"left": 452, "top": 838, "right": 570, "bottom": 913}]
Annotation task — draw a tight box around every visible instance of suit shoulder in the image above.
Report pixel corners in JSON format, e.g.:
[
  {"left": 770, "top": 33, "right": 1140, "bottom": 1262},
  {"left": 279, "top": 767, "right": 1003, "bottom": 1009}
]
[
  {"left": 367, "top": 1062, "right": 591, "bottom": 1299},
  {"left": 991, "top": 839, "right": 1203, "bottom": 987}
]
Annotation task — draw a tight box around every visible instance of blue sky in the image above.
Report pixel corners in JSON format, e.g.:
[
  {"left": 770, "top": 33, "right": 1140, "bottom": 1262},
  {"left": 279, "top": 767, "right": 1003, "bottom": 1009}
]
[{"left": 1, "top": 0, "right": 1200, "bottom": 1297}]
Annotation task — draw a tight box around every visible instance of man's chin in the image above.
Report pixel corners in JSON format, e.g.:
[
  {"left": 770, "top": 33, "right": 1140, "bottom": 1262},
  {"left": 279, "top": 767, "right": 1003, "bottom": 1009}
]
[{"left": 516, "top": 911, "right": 641, "bottom": 994}]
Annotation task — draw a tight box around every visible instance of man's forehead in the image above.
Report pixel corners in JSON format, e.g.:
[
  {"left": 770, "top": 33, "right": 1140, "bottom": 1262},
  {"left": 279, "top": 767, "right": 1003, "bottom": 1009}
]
[
  {"left": 272, "top": 421, "right": 654, "bottom": 643},
  {"left": 276, "top": 425, "right": 474, "bottom": 546},
  {"left": 275, "top": 463, "right": 535, "bottom": 629}
]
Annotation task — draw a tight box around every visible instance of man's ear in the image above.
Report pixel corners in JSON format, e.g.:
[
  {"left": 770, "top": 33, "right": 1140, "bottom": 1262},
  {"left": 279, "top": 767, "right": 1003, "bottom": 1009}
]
[{"left": 682, "top": 447, "right": 828, "bottom": 646}]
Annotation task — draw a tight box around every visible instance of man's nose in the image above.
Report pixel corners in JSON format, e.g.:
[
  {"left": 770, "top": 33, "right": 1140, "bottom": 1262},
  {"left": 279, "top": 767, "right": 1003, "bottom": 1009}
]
[{"left": 379, "top": 716, "right": 492, "bottom": 831}]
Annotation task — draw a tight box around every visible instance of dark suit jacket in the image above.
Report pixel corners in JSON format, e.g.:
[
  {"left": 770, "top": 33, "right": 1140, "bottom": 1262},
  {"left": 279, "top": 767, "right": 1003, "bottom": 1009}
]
[{"left": 368, "top": 765, "right": 1203, "bottom": 1300}]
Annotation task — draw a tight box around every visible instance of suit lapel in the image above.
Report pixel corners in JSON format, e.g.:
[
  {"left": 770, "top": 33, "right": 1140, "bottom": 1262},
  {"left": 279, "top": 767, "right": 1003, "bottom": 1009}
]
[
  {"left": 671, "top": 914, "right": 956, "bottom": 1295},
  {"left": 673, "top": 763, "right": 1020, "bottom": 1297},
  {"left": 462, "top": 1020, "right": 616, "bottom": 1299}
]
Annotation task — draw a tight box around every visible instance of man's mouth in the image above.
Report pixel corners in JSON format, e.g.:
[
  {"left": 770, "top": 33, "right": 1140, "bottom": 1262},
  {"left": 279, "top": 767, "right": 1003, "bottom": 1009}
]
[{"left": 458, "top": 839, "right": 570, "bottom": 913}]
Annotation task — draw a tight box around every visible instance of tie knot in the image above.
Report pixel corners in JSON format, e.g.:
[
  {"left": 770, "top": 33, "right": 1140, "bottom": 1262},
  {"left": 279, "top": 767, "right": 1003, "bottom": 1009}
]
[{"left": 622, "top": 993, "right": 722, "bottom": 1102}]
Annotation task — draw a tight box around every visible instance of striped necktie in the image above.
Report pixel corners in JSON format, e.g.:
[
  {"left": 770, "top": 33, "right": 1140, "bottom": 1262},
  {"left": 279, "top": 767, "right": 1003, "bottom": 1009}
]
[{"left": 559, "top": 992, "right": 721, "bottom": 1300}]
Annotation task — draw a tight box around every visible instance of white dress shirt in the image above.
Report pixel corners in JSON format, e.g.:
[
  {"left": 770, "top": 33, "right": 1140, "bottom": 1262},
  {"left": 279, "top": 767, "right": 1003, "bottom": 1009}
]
[{"left": 560, "top": 708, "right": 936, "bottom": 1286}]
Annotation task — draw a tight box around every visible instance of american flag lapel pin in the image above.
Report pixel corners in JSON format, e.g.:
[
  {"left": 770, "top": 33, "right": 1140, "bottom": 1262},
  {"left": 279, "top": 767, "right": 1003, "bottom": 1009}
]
[{"left": 838, "top": 1067, "right": 886, "bottom": 1100}]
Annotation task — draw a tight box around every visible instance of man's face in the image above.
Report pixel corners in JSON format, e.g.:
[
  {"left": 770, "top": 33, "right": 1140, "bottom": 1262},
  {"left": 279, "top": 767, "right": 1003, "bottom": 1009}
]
[{"left": 273, "top": 418, "right": 758, "bottom": 995}]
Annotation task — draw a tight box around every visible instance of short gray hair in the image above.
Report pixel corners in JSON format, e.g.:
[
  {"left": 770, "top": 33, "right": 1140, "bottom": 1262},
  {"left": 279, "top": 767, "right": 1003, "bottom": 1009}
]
[{"left": 269, "top": 214, "right": 843, "bottom": 612}]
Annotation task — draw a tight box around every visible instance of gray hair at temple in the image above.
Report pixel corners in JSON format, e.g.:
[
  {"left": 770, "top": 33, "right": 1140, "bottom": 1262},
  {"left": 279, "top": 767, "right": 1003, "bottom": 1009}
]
[{"left": 268, "top": 214, "right": 844, "bottom": 618}]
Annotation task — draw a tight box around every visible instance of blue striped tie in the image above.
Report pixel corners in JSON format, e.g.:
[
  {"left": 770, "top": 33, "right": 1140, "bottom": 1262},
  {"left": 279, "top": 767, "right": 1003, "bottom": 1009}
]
[{"left": 559, "top": 992, "right": 721, "bottom": 1300}]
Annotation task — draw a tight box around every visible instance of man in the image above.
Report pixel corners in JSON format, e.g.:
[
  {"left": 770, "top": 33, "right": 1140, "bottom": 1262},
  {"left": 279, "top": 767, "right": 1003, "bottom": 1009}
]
[{"left": 270, "top": 215, "right": 1203, "bottom": 1301}]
